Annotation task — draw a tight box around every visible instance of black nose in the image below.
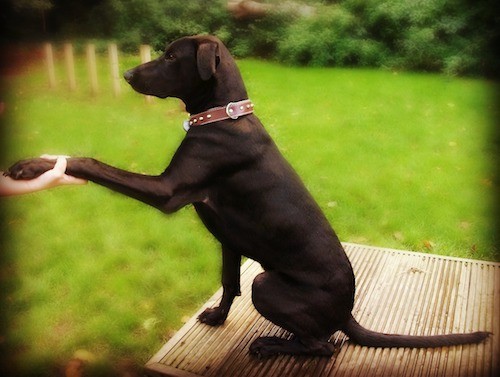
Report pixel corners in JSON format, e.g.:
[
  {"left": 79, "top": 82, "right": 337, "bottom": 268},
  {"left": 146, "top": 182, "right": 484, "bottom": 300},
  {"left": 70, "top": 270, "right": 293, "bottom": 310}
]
[{"left": 123, "top": 69, "right": 134, "bottom": 82}]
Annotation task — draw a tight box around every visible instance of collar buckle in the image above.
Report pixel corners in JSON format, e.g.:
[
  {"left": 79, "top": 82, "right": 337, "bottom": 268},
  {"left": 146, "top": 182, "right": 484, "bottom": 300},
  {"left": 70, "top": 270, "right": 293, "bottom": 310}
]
[{"left": 225, "top": 102, "right": 239, "bottom": 120}]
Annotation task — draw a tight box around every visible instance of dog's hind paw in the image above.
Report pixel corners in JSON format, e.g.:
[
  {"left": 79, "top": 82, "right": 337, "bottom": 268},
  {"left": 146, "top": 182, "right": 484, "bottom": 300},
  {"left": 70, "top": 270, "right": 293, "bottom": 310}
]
[
  {"left": 249, "top": 337, "right": 285, "bottom": 358},
  {"left": 249, "top": 336, "right": 335, "bottom": 358}
]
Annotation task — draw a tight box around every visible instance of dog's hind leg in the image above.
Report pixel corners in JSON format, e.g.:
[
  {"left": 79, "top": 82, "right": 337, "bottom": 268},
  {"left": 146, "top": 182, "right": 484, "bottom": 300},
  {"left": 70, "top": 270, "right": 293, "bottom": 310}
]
[{"left": 249, "top": 271, "right": 338, "bottom": 357}]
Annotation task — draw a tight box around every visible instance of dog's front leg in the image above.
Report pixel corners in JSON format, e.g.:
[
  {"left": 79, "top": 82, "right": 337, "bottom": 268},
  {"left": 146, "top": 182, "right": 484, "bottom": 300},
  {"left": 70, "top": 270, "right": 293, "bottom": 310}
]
[
  {"left": 198, "top": 247, "right": 241, "bottom": 326},
  {"left": 6, "top": 157, "right": 176, "bottom": 210}
]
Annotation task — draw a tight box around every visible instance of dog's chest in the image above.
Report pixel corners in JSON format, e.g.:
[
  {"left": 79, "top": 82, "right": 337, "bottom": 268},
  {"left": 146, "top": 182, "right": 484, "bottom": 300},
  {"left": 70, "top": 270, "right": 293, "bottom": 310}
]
[{"left": 193, "top": 195, "right": 265, "bottom": 254}]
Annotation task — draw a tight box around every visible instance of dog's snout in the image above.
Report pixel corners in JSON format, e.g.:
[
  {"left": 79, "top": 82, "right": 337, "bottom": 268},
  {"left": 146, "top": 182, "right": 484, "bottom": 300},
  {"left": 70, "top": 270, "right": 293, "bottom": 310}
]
[{"left": 123, "top": 69, "right": 134, "bottom": 82}]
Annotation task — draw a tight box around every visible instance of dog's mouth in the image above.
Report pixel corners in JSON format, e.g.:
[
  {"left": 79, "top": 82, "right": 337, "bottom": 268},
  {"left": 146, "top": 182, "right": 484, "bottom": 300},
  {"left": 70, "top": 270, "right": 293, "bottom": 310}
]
[
  {"left": 123, "top": 69, "right": 151, "bottom": 95},
  {"left": 124, "top": 75, "right": 168, "bottom": 98},
  {"left": 123, "top": 66, "right": 177, "bottom": 100}
]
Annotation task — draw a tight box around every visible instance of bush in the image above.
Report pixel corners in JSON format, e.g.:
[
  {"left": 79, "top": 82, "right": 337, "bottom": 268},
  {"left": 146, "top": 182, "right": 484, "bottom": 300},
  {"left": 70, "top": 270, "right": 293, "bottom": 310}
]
[
  {"left": 342, "top": 0, "right": 498, "bottom": 76},
  {"left": 10, "top": 0, "right": 495, "bottom": 77},
  {"left": 225, "top": 12, "right": 289, "bottom": 59},
  {"left": 277, "top": 6, "right": 387, "bottom": 67},
  {"left": 87, "top": 0, "right": 229, "bottom": 53}
]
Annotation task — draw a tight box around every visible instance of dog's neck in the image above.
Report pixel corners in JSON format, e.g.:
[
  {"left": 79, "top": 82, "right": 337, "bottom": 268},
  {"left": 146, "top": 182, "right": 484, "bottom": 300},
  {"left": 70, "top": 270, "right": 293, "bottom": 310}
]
[
  {"left": 184, "top": 82, "right": 248, "bottom": 115},
  {"left": 184, "top": 53, "right": 249, "bottom": 114}
]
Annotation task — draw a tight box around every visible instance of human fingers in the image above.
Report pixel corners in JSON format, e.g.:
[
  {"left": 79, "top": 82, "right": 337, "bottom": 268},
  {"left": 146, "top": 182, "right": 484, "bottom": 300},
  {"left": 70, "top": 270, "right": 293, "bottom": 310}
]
[
  {"left": 52, "top": 156, "right": 68, "bottom": 174},
  {"left": 40, "top": 154, "right": 71, "bottom": 159},
  {"left": 52, "top": 157, "right": 87, "bottom": 185}
]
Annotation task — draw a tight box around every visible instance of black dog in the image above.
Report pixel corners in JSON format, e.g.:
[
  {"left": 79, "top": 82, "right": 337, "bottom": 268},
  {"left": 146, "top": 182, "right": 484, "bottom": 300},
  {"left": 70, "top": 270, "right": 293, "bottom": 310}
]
[{"left": 6, "top": 35, "right": 489, "bottom": 357}]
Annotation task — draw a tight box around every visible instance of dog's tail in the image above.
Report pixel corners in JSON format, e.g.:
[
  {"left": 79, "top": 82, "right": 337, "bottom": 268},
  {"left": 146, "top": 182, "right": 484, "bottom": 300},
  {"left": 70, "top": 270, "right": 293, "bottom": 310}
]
[{"left": 342, "top": 314, "right": 490, "bottom": 348}]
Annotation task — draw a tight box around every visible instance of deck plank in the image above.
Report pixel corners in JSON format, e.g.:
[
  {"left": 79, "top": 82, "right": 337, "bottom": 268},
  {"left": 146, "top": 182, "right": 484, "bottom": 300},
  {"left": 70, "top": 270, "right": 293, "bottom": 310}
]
[{"left": 145, "top": 243, "right": 499, "bottom": 377}]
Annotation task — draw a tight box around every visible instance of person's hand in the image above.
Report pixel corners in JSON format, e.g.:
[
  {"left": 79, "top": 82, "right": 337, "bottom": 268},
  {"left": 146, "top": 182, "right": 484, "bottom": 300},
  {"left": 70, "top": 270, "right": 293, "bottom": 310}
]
[
  {"left": 0, "top": 155, "right": 86, "bottom": 196},
  {"left": 35, "top": 155, "right": 87, "bottom": 189}
]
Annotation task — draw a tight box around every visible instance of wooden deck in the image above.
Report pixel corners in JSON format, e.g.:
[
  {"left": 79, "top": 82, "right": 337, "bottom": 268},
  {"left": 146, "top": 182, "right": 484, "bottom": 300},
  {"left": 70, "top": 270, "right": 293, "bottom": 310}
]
[{"left": 145, "top": 243, "right": 499, "bottom": 377}]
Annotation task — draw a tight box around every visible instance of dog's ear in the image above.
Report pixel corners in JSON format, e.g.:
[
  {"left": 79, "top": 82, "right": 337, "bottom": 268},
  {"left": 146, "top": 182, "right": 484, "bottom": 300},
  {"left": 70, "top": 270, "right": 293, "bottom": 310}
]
[{"left": 197, "top": 41, "right": 220, "bottom": 81}]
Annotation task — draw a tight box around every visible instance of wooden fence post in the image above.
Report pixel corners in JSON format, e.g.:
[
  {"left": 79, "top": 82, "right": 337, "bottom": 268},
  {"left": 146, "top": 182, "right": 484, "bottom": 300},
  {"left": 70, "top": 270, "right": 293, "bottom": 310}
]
[
  {"left": 140, "top": 44, "right": 151, "bottom": 63},
  {"left": 44, "top": 42, "right": 56, "bottom": 88},
  {"left": 140, "top": 44, "right": 153, "bottom": 103},
  {"left": 108, "top": 43, "right": 121, "bottom": 97},
  {"left": 86, "top": 43, "right": 99, "bottom": 95},
  {"left": 63, "top": 43, "right": 76, "bottom": 91}
]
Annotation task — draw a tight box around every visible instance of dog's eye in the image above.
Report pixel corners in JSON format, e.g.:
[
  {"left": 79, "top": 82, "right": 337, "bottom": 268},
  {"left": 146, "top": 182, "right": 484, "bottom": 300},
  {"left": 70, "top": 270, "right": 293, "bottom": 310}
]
[{"left": 165, "top": 53, "right": 175, "bottom": 61}]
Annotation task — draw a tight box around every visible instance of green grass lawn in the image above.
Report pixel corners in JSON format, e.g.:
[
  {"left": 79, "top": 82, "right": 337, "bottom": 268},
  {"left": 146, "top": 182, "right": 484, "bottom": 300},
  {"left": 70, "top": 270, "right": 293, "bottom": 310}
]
[{"left": 1, "top": 51, "right": 498, "bottom": 375}]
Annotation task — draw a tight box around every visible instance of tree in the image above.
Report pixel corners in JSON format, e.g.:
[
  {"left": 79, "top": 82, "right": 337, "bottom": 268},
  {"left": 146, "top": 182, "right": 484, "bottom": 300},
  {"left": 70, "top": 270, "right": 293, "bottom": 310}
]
[{"left": 11, "top": 0, "right": 54, "bottom": 33}]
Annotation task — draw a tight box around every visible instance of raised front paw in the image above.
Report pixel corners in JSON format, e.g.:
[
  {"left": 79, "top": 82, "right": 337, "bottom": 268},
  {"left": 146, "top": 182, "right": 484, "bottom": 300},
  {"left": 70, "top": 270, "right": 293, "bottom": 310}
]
[
  {"left": 4, "top": 158, "right": 56, "bottom": 180},
  {"left": 198, "top": 307, "right": 228, "bottom": 326}
]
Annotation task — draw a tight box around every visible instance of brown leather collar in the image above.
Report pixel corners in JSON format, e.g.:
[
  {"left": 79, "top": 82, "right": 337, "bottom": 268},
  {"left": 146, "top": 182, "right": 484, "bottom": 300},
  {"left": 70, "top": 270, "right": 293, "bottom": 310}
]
[{"left": 183, "top": 99, "right": 254, "bottom": 131}]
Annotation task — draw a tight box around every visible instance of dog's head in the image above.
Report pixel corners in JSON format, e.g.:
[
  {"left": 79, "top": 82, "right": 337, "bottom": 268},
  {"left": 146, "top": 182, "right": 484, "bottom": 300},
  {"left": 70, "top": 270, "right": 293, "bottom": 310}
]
[{"left": 124, "top": 35, "right": 247, "bottom": 113}]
